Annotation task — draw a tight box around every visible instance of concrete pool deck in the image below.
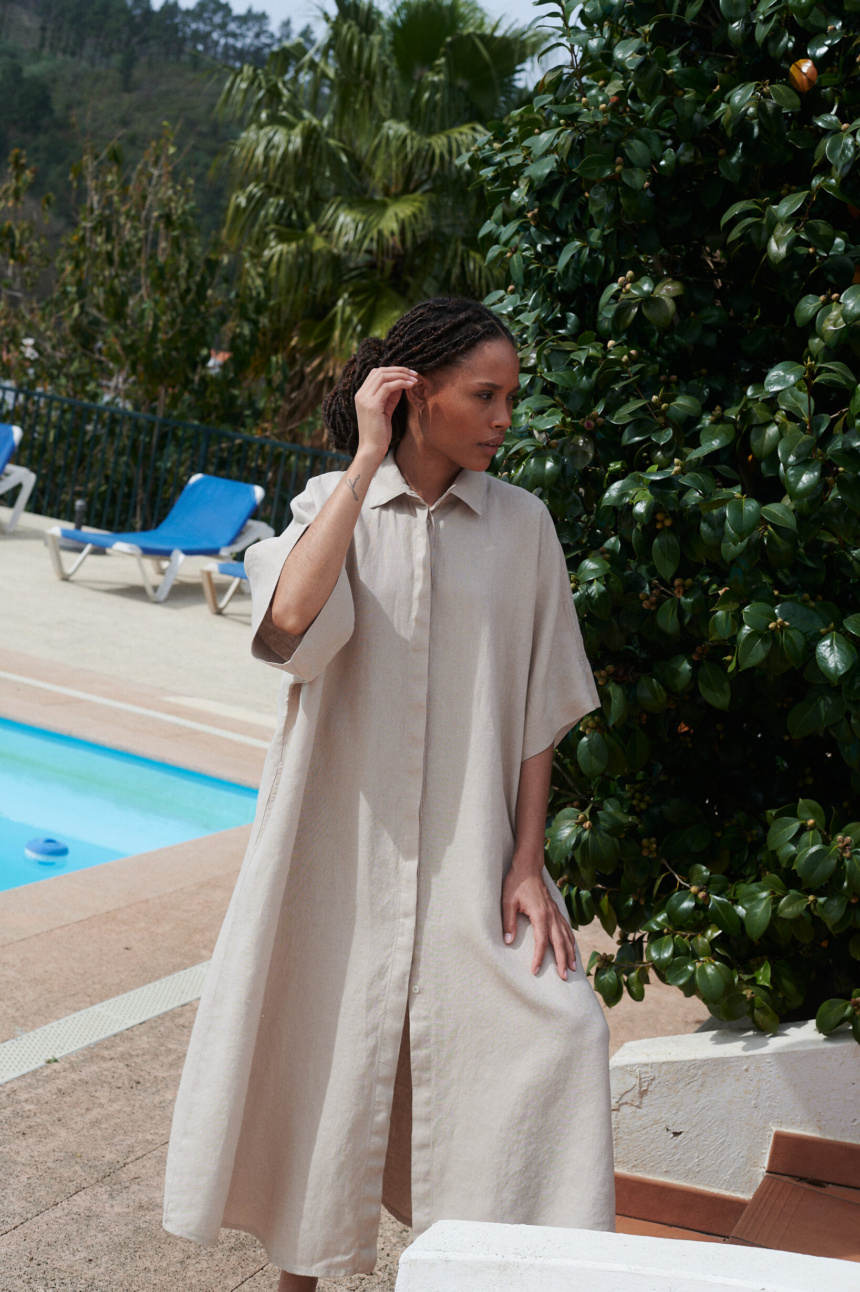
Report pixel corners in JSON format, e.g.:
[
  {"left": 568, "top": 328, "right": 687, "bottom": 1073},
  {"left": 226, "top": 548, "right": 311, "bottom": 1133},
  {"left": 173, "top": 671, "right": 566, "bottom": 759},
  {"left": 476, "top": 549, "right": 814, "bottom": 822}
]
[{"left": 0, "top": 508, "right": 709, "bottom": 1290}]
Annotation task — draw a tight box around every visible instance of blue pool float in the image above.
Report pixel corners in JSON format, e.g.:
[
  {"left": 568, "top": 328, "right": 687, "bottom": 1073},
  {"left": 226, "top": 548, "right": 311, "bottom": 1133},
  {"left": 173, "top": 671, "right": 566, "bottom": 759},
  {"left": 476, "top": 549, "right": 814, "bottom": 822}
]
[{"left": 25, "top": 837, "right": 70, "bottom": 865}]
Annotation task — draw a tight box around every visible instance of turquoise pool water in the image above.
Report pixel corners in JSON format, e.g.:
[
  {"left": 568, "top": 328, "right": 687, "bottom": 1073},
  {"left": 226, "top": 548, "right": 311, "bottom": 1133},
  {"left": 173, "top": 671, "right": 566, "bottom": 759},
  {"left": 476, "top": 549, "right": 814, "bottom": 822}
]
[{"left": 0, "top": 717, "right": 258, "bottom": 892}]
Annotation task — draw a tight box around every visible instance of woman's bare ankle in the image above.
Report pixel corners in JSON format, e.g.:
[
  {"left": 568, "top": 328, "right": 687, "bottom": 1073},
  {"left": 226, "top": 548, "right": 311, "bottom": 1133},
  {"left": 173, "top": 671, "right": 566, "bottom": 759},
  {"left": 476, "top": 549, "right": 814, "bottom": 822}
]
[{"left": 277, "top": 1272, "right": 317, "bottom": 1292}]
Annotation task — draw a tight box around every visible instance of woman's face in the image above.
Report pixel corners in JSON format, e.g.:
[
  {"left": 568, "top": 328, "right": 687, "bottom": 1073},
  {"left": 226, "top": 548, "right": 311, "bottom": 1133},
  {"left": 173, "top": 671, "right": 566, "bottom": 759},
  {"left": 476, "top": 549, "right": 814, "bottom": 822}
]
[{"left": 404, "top": 337, "right": 520, "bottom": 473}]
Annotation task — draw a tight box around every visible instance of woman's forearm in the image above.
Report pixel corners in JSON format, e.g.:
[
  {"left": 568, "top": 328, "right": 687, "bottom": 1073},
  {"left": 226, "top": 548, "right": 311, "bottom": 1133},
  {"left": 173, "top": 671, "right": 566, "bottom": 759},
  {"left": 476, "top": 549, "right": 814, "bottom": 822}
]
[
  {"left": 270, "top": 447, "right": 381, "bottom": 637},
  {"left": 510, "top": 744, "right": 554, "bottom": 878}
]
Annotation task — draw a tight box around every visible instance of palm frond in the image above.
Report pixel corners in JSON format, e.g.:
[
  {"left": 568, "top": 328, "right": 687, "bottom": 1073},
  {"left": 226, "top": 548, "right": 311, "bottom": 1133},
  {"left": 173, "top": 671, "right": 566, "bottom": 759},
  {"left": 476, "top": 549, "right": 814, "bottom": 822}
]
[
  {"left": 225, "top": 118, "right": 354, "bottom": 196},
  {"left": 219, "top": 0, "right": 540, "bottom": 378},
  {"left": 366, "top": 119, "right": 482, "bottom": 187},
  {"left": 320, "top": 192, "right": 436, "bottom": 259}
]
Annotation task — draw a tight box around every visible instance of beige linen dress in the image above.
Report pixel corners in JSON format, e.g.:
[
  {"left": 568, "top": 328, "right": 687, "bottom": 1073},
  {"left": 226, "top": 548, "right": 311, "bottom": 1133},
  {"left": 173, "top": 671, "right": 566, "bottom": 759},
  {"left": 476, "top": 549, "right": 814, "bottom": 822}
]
[{"left": 163, "top": 452, "right": 615, "bottom": 1276}]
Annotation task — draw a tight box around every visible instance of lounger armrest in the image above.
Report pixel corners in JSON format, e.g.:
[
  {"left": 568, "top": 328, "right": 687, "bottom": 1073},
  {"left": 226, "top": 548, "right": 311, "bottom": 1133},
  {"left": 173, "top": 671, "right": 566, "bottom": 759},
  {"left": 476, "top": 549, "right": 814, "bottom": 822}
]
[{"left": 224, "top": 520, "right": 275, "bottom": 555}]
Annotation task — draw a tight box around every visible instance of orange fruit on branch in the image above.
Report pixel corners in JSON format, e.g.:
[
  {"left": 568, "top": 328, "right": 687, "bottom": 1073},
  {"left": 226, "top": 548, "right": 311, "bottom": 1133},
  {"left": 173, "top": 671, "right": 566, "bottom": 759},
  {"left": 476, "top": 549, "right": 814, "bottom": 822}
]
[{"left": 789, "top": 58, "right": 818, "bottom": 92}]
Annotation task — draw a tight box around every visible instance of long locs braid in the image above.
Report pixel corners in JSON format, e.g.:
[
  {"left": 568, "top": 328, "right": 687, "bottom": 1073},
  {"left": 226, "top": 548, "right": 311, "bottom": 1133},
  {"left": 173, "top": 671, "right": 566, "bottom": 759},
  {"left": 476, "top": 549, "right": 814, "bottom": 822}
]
[{"left": 322, "top": 297, "right": 515, "bottom": 457}]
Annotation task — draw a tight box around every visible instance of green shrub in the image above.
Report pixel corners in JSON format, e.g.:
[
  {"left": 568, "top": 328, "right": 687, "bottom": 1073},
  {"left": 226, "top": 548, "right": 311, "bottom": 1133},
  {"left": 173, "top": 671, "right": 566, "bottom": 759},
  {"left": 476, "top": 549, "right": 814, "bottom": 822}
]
[{"left": 474, "top": 0, "right": 860, "bottom": 1038}]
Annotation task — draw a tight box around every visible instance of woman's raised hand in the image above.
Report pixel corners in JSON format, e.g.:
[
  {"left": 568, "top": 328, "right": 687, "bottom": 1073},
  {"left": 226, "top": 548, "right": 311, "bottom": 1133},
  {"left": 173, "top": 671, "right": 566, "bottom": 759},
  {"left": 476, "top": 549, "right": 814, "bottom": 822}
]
[{"left": 353, "top": 367, "right": 418, "bottom": 465}]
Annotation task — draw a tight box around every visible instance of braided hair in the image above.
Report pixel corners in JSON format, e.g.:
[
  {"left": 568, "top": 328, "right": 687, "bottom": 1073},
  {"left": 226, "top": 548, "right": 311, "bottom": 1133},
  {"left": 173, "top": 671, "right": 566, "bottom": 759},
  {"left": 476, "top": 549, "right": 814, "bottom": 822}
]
[{"left": 322, "top": 297, "right": 516, "bottom": 456}]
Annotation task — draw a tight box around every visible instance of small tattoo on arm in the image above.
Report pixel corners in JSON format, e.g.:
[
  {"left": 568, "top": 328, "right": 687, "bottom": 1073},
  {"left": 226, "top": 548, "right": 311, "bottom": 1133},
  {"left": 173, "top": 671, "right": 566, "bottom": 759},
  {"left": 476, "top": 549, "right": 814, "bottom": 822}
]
[{"left": 346, "top": 473, "right": 360, "bottom": 502}]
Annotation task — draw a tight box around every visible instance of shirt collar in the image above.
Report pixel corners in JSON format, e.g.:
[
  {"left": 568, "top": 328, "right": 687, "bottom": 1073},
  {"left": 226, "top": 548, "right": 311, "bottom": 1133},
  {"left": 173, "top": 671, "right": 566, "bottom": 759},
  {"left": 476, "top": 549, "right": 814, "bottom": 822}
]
[{"left": 365, "top": 451, "right": 487, "bottom": 515}]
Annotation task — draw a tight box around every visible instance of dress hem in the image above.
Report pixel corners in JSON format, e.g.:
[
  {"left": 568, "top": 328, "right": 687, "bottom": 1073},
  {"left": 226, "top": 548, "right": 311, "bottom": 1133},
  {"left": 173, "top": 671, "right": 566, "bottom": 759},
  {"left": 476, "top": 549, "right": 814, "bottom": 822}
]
[{"left": 227, "top": 1219, "right": 378, "bottom": 1278}]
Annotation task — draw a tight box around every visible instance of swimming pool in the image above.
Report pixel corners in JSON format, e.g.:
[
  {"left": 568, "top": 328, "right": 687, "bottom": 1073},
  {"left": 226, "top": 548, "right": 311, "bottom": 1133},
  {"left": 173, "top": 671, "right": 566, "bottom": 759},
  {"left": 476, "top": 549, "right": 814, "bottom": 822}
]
[{"left": 0, "top": 717, "right": 258, "bottom": 892}]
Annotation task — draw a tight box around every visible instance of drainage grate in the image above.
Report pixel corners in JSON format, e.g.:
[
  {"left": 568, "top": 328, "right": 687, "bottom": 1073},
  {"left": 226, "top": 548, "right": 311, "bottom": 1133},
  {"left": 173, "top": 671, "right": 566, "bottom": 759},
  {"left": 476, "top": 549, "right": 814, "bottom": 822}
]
[{"left": 0, "top": 961, "right": 210, "bottom": 1083}]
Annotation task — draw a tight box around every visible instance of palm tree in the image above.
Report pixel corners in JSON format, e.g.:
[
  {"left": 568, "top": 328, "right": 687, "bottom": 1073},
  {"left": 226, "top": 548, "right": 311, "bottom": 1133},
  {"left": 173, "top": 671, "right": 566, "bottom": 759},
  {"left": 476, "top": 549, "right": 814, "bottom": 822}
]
[{"left": 218, "top": 0, "right": 541, "bottom": 431}]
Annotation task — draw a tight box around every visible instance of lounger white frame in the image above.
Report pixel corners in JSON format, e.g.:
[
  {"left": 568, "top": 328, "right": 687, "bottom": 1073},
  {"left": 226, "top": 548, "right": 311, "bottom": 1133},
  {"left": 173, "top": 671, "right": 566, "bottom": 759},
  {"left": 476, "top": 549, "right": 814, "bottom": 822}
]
[
  {"left": 201, "top": 562, "right": 249, "bottom": 615},
  {"left": 46, "top": 474, "right": 273, "bottom": 603},
  {"left": 0, "top": 425, "right": 37, "bottom": 534}
]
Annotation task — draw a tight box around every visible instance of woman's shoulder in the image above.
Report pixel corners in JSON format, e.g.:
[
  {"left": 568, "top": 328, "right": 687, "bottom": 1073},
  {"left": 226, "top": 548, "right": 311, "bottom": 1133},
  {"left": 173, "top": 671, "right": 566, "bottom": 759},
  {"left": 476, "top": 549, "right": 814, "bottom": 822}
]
[
  {"left": 299, "top": 468, "right": 346, "bottom": 504},
  {"left": 484, "top": 473, "right": 554, "bottom": 528},
  {"left": 308, "top": 467, "right": 346, "bottom": 493}
]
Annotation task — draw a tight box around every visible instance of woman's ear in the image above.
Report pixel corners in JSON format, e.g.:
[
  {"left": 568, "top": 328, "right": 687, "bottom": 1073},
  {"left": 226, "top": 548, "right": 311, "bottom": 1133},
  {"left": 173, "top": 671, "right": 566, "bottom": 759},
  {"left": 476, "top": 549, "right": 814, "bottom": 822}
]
[{"left": 403, "top": 377, "right": 426, "bottom": 411}]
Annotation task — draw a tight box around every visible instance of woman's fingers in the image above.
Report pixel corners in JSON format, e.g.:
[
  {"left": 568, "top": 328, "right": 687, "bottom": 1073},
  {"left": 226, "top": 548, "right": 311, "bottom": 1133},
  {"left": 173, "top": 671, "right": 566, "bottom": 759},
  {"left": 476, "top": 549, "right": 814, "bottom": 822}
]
[
  {"left": 530, "top": 914, "right": 549, "bottom": 976},
  {"left": 356, "top": 366, "right": 418, "bottom": 401},
  {"left": 501, "top": 893, "right": 519, "bottom": 946},
  {"left": 544, "top": 910, "right": 576, "bottom": 980},
  {"left": 355, "top": 375, "right": 416, "bottom": 409},
  {"left": 501, "top": 872, "right": 578, "bottom": 980}
]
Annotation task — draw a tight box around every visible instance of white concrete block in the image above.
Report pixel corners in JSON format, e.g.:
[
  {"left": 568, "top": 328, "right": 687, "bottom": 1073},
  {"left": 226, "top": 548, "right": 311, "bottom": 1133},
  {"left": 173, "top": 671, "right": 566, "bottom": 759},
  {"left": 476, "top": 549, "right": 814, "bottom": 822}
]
[
  {"left": 611, "top": 1019, "right": 860, "bottom": 1197},
  {"left": 394, "top": 1220, "right": 858, "bottom": 1291}
]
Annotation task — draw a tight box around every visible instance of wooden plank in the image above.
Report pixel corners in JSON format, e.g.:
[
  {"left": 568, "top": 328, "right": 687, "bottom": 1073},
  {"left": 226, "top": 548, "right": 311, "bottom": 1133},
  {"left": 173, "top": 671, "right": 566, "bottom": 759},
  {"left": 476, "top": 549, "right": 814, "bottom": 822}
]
[
  {"left": 767, "top": 1131, "right": 860, "bottom": 1189},
  {"left": 731, "top": 1175, "right": 860, "bottom": 1262},
  {"left": 772, "top": 1176, "right": 860, "bottom": 1206},
  {"left": 615, "top": 1216, "right": 723, "bottom": 1243},
  {"left": 614, "top": 1172, "right": 749, "bottom": 1237}
]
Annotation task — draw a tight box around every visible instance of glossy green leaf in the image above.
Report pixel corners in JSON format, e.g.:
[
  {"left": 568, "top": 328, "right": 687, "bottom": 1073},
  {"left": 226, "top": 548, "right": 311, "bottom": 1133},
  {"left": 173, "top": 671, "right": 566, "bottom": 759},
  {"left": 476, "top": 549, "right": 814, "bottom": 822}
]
[
  {"left": 816, "top": 998, "right": 852, "bottom": 1033},
  {"left": 777, "top": 890, "right": 808, "bottom": 920},
  {"left": 652, "top": 529, "right": 680, "bottom": 581},
  {"left": 695, "top": 960, "right": 731, "bottom": 1003},
  {"left": 796, "top": 845, "right": 837, "bottom": 888},
  {"left": 770, "top": 83, "right": 800, "bottom": 111},
  {"left": 767, "top": 817, "right": 802, "bottom": 850},
  {"left": 698, "top": 660, "right": 730, "bottom": 710},
  {"left": 637, "top": 676, "right": 668, "bottom": 713},
  {"left": 594, "top": 964, "right": 623, "bottom": 1006},
  {"left": 665, "top": 957, "right": 695, "bottom": 986},
  {"left": 797, "top": 799, "right": 825, "bottom": 832},
  {"left": 647, "top": 934, "right": 675, "bottom": 968},
  {"left": 577, "top": 731, "right": 609, "bottom": 778},
  {"left": 709, "top": 893, "right": 742, "bottom": 935},
  {"left": 764, "top": 361, "right": 805, "bottom": 393},
  {"left": 816, "top": 632, "right": 858, "bottom": 683},
  {"left": 841, "top": 285, "right": 860, "bottom": 326},
  {"left": 666, "top": 889, "right": 696, "bottom": 924},
  {"left": 737, "top": 627, "right": 771, "bottom": 670},
  {"left": 743, "top": 893, "right": 772, "bottom": 940},
  {"left": 794, "top": 294, "right": 823, "bottom": 327},
  {"left": 726, "top": 496, "right": 760, "bottom": 538},
  {"left": 761, "top": 502, "right": 796, "bottom": 531},
  {"left": 753, "top": 1003, "right": 780, "bottom": 1034}
]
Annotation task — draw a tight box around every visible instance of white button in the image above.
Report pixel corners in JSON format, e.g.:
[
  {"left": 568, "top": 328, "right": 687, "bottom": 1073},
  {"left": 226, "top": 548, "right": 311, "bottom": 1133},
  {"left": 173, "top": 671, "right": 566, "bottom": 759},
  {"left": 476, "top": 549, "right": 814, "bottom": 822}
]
[{"left": 412, "top": 985, "right": 420, "bottom": 994}]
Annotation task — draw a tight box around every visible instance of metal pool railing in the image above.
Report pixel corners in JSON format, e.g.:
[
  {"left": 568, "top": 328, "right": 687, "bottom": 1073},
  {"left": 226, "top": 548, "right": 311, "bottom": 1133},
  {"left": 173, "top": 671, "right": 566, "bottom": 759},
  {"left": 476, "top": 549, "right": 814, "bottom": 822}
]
[{"left": 1, "top": 384, "right": 349, "bottom": 536}]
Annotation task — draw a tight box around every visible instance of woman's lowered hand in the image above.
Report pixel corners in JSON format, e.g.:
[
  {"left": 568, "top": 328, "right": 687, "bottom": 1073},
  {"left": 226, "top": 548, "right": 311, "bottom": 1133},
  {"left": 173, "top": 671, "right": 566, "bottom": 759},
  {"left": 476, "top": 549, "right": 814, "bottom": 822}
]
[
  {"left": 503, "top": 744, "right": 576, "bottom": 980},
  {"left": 502, "top": 858, "right": 577, "bottom": 981}
]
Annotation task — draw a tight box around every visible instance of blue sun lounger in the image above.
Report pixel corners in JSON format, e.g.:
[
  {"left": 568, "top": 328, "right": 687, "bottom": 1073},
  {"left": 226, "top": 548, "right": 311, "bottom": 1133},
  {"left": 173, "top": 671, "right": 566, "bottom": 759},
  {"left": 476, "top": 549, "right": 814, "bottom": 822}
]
[
  {"left": 46, "top": 473, "right": 273, "bottom": 603},
  {"left": 201, "top": 559, "right": 249, "bottom": 615},
  {"left": 0, "top": 423, "right": 37, "bottom": 534}
]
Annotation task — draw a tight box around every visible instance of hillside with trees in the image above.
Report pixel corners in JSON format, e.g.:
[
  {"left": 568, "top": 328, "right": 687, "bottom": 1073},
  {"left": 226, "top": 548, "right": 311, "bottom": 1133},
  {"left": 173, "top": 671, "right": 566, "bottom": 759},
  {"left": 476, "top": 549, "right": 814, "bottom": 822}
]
[{"left": 0, "top": 0, "right": 311, "bottom": 235}]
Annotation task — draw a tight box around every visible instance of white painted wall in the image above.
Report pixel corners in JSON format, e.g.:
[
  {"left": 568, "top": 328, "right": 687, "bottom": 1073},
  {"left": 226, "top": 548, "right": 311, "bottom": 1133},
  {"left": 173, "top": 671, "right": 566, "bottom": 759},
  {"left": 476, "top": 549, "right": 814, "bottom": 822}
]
[
  {"left": 611, "top": 1019, "right": 860, "bottom": 1197},
  {"left": 394, "top": 1220, "right": 858, "bottom": 1291}
]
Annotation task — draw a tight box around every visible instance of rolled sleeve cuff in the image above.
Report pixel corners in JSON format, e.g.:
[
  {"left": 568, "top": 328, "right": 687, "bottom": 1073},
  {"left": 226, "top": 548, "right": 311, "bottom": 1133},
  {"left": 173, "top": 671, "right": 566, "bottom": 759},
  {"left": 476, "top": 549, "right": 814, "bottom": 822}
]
[
  {"left": 245, "top": 525, "right": 355, "bottom": 683},
  {"left": 269, "top": 567, "right": 354, "bottom": 683}
]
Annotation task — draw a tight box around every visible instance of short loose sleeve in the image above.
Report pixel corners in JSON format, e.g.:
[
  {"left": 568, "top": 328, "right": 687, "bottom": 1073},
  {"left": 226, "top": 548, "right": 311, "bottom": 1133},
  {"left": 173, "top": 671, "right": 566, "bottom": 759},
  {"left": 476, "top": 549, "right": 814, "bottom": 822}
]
[
  {"left": 243, "top": 474, "right": 354, "bottom": 684},
  {"left": 521, "top": 510, "right": 599, "bottom": 761}
]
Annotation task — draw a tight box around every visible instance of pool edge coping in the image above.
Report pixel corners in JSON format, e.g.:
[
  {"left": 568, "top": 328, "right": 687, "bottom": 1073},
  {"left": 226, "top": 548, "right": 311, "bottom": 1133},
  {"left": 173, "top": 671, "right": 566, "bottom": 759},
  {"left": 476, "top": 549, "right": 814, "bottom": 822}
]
[{"left": 0, "top": 824, "right": 250, "bottom": 948}]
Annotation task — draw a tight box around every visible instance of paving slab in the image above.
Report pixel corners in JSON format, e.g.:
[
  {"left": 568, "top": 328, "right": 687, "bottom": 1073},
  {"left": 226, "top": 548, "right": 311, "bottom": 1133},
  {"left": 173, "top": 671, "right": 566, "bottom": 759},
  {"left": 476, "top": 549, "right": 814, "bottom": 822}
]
[
  {"left": 0, "top": 511, "right": 282, "bottom": 716},
  {"left": 0, "top": 865, "right": 238, "bottom": 1040},
  {"left": 0, "top": 1003, "right": 408, "bottom": 1291}
]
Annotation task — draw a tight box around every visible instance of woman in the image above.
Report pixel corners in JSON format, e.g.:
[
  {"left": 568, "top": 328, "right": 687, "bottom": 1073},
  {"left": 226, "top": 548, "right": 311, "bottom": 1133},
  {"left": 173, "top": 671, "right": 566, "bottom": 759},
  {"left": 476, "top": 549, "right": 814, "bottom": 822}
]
[{"left": 163, "top": 298, "right": 614, "bottom": 1289}]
